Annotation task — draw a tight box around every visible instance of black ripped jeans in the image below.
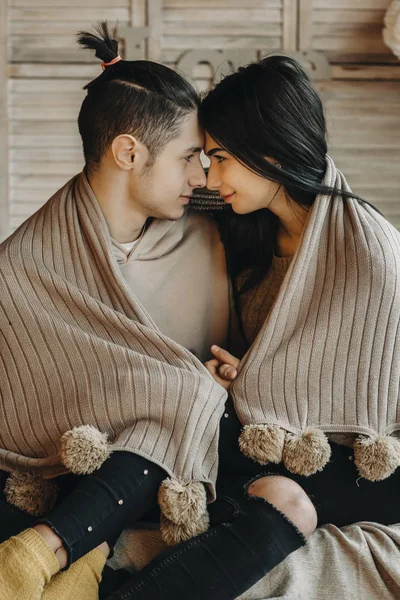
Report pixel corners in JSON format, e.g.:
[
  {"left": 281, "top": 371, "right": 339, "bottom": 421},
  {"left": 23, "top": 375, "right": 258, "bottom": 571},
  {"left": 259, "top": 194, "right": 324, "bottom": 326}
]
[
  {"left": 106, "top": 477, "right": 304, "bottom": 600},
  {"left": 107, "top": 398, "right": 400, "bottom": 600},
  {"left": 105, "top": 401, "right": 306, "bottom": 600}
]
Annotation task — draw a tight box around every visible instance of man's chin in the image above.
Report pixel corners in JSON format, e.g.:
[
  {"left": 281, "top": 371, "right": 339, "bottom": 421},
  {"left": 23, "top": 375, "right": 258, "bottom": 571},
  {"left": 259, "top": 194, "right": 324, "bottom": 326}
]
[{"left": 155, "top": 207, "right": 186, "bottom": 222}]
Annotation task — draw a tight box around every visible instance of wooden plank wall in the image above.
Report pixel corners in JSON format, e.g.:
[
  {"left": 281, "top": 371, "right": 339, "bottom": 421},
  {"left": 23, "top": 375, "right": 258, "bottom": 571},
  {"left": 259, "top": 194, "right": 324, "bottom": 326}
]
[
  {"left": 302, "top": 0, "right": 394, "bottom": 63},
  {"left": 298, "top": 0, "right": 400, "bottom": 228},
  {"left": 8, "top": 0, "right": 129, "bottom": 231},
  {"left": 0, "top": 0, "right": 9, "bottom": 240},
  {"left": 2, "top": 0, "right": 400, "bottom": 238},
  {"left": 320, "top": 80, "right": 400, "bottom": 227}
]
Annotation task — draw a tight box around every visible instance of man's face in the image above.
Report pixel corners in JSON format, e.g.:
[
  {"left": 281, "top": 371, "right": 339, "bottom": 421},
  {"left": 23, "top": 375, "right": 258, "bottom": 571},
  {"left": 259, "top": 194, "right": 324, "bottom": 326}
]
[{"left": 132, "top": 111, "right": 207, "bottom": 221}]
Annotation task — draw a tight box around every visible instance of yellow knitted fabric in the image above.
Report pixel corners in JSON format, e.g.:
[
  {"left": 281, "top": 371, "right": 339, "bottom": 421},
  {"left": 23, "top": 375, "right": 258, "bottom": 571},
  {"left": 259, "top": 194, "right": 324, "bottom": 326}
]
[
  {"left": 43, "top": 549, "right": 106, "bottom": 600},
  {"left": 0, "top": 528, "right": 59, "bottom": 600}
]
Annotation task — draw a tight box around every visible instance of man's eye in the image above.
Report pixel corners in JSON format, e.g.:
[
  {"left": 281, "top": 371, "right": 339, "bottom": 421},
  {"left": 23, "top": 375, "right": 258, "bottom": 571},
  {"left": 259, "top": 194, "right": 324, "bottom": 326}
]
[
  {"left": 185, "top": 154, "right": 194, "bottom": 162},
  {"left": 214, "top": 155, "right": 225, "bottom": 164}
]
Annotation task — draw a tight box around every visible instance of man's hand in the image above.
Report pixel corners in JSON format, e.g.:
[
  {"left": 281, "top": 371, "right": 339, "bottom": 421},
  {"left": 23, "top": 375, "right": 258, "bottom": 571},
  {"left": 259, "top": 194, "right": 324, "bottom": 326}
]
[{"left": 204, "top": 345, "right": 240, "bottom": 391}]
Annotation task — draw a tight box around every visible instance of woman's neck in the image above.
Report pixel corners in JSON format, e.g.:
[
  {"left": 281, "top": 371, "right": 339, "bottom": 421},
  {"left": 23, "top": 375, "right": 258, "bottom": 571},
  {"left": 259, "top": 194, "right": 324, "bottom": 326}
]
[
  {"left": 270, "top": 190, "right": 309, "bottom": 257},
  {"left": 276, "top": 227, "right": 302, "bottom": 257}
]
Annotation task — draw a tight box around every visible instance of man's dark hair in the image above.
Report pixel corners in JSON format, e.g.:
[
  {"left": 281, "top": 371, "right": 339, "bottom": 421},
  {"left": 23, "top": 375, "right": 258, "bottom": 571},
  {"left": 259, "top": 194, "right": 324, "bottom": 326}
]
[{"left": 77, "top": 22, "right": 200, "bottom": 171}]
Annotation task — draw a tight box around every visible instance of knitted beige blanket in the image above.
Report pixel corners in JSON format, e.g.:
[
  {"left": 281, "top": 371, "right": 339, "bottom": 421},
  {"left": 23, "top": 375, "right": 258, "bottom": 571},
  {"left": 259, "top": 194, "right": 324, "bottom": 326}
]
[
  {"left": 0, "top": 172, "right": 227, "bottom": 541},
  {"left": 108, "top": 522, "right": 400, "bottom": 600},
  {"left": 232, "top": 156, "right": 400, "bottom": 481}
]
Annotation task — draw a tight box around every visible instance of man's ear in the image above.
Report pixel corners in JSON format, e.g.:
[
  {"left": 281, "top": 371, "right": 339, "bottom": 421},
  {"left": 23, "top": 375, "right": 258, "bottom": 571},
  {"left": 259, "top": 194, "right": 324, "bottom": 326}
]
[{"left": 111, "top": 134, "right": 150, "bottom": 171}]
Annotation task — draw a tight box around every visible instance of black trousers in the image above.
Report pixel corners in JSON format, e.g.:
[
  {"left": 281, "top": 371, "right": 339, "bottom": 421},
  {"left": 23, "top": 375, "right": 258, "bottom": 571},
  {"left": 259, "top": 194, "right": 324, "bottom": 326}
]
[
  {"left": 106, "top": 476, "right": 305, "bottom": 600},
  {"left": 2, "top": 400, "right": 399, "bottom": 599},
  {"left": 0, "top": 452, "right": 165, "bottom": 567},
  {"left": 218, "top": 399, "right": 400, "bottom": 528},
  {"left": 107, "top": 399, "right": 400, "bottom": 600}
]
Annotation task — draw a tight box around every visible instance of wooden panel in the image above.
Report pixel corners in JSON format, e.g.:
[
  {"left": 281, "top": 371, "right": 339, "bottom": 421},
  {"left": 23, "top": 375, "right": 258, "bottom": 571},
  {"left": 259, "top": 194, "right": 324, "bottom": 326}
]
[
  {"left": 164, "top": 0, "right": 281, "bottom": 6},
  {"left": 10, "top": 148, "right": 84, "bottom": 162},
  {"left": 0, "top": 0, "right": 8, "bottom": 240},
  {"left": 159, "top": 0, "right": 287, "bottom": 93},
  {"left": 11, "top": 0, "right": 128, "bottom": 5},
  {"left": 9, "top": 64, "right": 99, "bottom": 78},
  {"left": 299, "top": 0, "right": 394, "bottom": 62},
  {"left": 10, "top": 175, "right": 72, "bottom": 189},
  {"left": 148, "top": 0, "right": 162, "bottom": 60},
  {"left": 332, "top": 64, "right": 400, "bottom": 81},
  {"left": 161, "top": 0, "right": 284, "bottom": 57},
  {"left": 10, "top": 5, "right": 130, "bottom": 63},
  {"left": 131, "top": 0, "right": 146, "bottom": 26},
  {"left": 317, "top": 80, "right": 400, "bottom": 225},
  {"left": 163, "top": 7, "right": 281, "bottom": 20},
  {"left": 313, "top": 0, "right": 389, "bottom": 8},
  {"left": 4, "top": 0, "right": 400, "bottom": 235},
  {"left": 10, "top": 7, "right": 129, "bottom": 19},
  {"left": 282, "top": 0, "right": 297, "bottom": 50},
  {"left": 10, "top": 119, "right": 81, "bottom": 143},
  {"left": 299, "top": 0, "right": 313, "bottom": 50}
]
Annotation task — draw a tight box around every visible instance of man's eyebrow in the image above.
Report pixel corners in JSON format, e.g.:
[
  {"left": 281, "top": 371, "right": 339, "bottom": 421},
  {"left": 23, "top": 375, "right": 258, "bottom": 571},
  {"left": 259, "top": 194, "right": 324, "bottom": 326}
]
[
  {"left": 184, "top": 146, "right": 202, "bottom": 154},
  {"left": 206, "top": 147, "right": 226, "bottom": 157}
]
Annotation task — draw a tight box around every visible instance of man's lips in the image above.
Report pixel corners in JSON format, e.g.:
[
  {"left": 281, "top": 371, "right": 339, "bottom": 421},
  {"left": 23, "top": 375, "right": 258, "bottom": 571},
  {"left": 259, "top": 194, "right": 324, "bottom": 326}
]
[
  {"left": 180, "top": 195, "right": 191, "bottom": 204},
  {"left": 223, "top": 193, "right": 235, "bottom": 203}
]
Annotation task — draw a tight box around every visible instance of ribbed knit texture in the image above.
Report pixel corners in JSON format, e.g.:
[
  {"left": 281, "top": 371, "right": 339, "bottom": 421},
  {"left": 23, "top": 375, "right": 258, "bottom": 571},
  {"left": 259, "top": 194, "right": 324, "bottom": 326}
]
[
  {"left": 0, "top": 528, "right": 59, "bottom": 599},
  {"left": 0, "top": 172, "right": 227, "bottom": 500},
  {"left": 238, "top": 256, "right": 358, "bottom": 448},
  {"left": 231, "top": 156, "right": 400, "bottom": 439},
  {"left": 42, "top": 548, "right": 106, "bottom": 600}
]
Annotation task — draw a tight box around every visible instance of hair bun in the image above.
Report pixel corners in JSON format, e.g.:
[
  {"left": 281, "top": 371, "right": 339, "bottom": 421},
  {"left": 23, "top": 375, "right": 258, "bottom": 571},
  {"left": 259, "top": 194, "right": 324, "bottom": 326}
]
[{"left": 77, "top": 21, "right": 119, "bottom": 64}]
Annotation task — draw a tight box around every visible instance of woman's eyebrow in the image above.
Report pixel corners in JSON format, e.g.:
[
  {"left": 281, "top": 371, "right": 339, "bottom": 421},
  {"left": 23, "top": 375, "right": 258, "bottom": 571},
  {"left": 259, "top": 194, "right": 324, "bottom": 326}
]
[{"left": 206, "top": 147, "right": 226, "bottom": 157}]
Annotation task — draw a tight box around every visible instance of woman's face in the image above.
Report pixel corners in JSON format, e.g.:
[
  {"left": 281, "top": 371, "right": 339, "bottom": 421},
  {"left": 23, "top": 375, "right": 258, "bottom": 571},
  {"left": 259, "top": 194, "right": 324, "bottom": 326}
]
[{"left": 204, "top": 133, "right": 281, "bottom": 215}]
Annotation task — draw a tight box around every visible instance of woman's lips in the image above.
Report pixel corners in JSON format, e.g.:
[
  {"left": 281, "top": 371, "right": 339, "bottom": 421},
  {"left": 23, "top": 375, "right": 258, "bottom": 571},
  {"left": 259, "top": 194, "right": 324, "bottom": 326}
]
[
  {"left": 223, "top": 193, "right": 235, "bottom": 203},
  {"left": 180, "top": 196, "right": 191, "bottom": 204}
]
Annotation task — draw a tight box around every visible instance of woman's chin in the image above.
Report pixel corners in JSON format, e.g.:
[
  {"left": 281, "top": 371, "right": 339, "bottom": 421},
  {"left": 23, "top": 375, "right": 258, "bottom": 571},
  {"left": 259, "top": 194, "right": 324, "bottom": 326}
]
[{"left": 231, "top": 204, "right": 251, "bottom": 215}]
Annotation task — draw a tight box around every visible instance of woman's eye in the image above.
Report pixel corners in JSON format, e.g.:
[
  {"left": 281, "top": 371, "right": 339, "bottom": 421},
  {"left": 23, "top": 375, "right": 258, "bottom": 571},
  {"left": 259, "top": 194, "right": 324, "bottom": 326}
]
[
  {"left": 185, "top": 155, "right": 194, "bottom": 163},
  {"left": 214, "top": 155, "right": 225, "bottom": 164}
]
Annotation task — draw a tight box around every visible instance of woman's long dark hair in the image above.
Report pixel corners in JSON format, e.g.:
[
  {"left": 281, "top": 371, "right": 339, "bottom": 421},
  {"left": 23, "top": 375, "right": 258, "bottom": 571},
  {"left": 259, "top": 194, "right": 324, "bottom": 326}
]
[{"left": 199, "top": 55, "right": 364, "bottom": 293}]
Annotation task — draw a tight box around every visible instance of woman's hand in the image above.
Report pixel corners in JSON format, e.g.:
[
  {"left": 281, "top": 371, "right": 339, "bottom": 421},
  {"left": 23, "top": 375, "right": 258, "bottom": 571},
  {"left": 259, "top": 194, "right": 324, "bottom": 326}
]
[{"left": 204, "top": 345, "right": 240, "bottom": 391}]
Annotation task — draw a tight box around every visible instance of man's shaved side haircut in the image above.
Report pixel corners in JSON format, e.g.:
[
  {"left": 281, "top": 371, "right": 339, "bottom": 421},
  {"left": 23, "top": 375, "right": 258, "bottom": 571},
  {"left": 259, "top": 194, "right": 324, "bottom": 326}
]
[{"left": 77, "top": 22, "right": 200, "bottom": 171}]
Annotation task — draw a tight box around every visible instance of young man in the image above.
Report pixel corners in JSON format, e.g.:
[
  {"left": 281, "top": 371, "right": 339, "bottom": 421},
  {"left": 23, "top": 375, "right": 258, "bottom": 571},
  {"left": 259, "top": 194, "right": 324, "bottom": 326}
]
[{"left": 0, "top": 23, "right": 230, "bottom": 599}]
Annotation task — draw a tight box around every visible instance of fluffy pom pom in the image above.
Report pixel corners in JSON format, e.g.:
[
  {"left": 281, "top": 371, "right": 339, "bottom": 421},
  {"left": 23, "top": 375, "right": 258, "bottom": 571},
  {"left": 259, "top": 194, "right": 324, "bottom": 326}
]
[
  {"left": 282, "top": 428, "right": 331, "bottom": 476},
  {"left": 160, "top": 511, "right": 210, "bottom": 546},
  {"left": 353, "top": 435, "right": 400, "bottom": 481},
  {"left": 60, "top": 425, "right": 111, "bottom": 474},
  {"left": 158, "top": 478, "right": 207, "bottom": 526},
  {"left": 4, "top": 472, "right": 59, "bottom": 517},
  {"left": 238, "top": 424, "right": 285, "bottom": 464}
]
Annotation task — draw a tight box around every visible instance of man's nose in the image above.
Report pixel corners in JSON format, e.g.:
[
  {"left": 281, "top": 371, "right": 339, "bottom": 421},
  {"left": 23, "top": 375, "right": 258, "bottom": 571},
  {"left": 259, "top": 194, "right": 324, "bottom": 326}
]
[
  {"left": 189, "top": 162, "right": 207, "bottom": 189},
  {"left": 206, "top": 164, "right": 221, "bottom": 191}
]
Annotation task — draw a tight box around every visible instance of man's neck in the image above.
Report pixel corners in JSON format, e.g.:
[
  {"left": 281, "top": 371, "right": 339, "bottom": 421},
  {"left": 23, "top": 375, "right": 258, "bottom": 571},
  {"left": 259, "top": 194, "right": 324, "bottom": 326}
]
[{"left": 87, "top": 168, "right": 147, "bottom": 243}]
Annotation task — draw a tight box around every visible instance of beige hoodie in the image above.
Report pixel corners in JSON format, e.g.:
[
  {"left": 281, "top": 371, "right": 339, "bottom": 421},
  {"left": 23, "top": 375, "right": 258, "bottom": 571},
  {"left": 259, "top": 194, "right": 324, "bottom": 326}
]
[{"left": 112, "top": 210, "right": 229, "bottom": 362}]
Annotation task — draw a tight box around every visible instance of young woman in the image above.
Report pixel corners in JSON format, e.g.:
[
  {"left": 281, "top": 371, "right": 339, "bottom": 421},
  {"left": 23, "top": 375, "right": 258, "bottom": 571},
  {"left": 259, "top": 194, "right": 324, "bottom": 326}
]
[
  {"left": 200, "top": 54, "right": 400, "bottom": 526},
  {"left": 108, "top": 56, "right": 400, "bottom": 600}
]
